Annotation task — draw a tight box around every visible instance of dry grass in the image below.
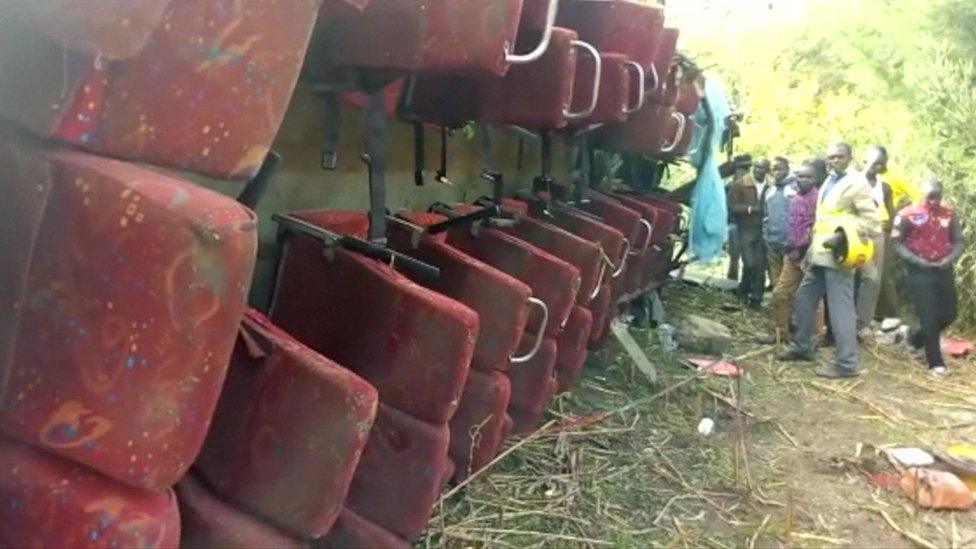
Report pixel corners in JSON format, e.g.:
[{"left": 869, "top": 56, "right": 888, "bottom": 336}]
[{"left": 420, "top": 282, "right": 976, "bottom": 548}]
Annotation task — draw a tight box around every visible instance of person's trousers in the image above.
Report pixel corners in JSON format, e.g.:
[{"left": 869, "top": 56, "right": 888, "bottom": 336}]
[
  {"left": 767, "top": 246, "right": 785, "bottom": 289},
  {"left": 727, "top": 224, "right": 741, "bottom": 281},
  {"left": 908, "top": 265, "right": 957, "bottom": 368},
  {"left": 771, "top": 255, "right": 803, "bottom": 337},
  {"left": 792, "top": 265, "right": 858, "bottom": 371},
  {"left": 737, "top": 228, "right": 766, "bottom": 302},
  {"left": 855, "top": 235, "right": 885, "bottom": 330},
  {"left": 875, "top": 235, "right": 900, "bottom": 319}
]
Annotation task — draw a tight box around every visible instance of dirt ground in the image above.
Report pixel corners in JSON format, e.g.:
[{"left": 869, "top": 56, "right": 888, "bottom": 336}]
[{"left": 422, "top": 281, "right": 976, "bottom": 548}]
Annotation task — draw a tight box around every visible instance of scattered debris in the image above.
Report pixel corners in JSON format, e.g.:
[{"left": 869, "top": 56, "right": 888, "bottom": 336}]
[
  {"left": 686, "top": 356, "right": 743, "bottom": 377},
  {"left": 880, "top": 318, "right": 903, "bottom": 332},
  {"left": 609, "top": 320, "right": 657, "bottom": 383},
  {"left": 934, "top": 442, "right": 976, "bottom": 491},
  {"left": 885, "top": 446, "right": 936, "bottom": 469},
  {"left": 942, "top": 338, "right": 974, "bottom": 357},
  {"left": 868, "top": 471, "right": 902, "bottom": 491},
  {"left": 675, "top": 315, "right": 732, "bottom": 355},
  {"left": 900, "top": 468, "right": 975, "bottom": 510},
  {"left": 657, "top": 323, "right": 678, "bottom": 351}
]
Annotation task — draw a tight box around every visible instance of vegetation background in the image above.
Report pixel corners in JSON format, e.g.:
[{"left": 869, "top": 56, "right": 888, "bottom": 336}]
[{"left": 663, "top": 0, "right": 976, "bottom": 326}]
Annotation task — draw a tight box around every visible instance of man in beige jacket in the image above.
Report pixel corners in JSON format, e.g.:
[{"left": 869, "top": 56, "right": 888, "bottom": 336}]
[{"left": 778, "top": 142, "right": 880, "bottom": 377}]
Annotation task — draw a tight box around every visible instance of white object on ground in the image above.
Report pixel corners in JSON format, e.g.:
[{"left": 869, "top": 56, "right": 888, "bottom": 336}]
[
  {"left": 885, "top": 446, "right": 936, "bottom": 470},
  {"left": 697, "top": 418, "right": 715, "bottom": 437},
  {"left": 880, "top": 318, "right": 902, "bottom": 332}
]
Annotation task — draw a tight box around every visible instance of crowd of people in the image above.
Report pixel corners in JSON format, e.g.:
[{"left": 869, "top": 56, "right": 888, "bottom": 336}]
[{"left": 724, "top": 143, "right": 965, "bottom": 377}]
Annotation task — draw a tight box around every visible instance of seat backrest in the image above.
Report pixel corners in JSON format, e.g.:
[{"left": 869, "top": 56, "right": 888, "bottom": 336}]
[
  {"left": 311, "top": 0, "right": 525, "bottom": 77},
  {"left": 499, "top": 216, "right": 603, "bottom": 304},
  {"left": 194, "top": 309, "right": 379, "bottom": 538},
  {"left": 446, "top": 226, "right": 579, "bottom": 337},
  {"left": 556, "top": 0, "right": 665, "bottom": 69},
  {"left": 388, "top": 221, "right": 532, "bottom": 372},
  {"left": 271, "top": 232, "right": 478, "bottom": 425}
]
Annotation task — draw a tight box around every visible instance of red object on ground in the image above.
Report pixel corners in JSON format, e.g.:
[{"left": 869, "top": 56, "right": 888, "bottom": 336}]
[
  {"left": 867, "top": 471, "right": 902, "bottom": 491},
  {"left": 271, "top": 215, "right": 479, "bottom": 425},
  {"left": 312, "top": 0, "right": 525, "bottom": 77},
  {"left": 343, "top": 404, "right": 454, "bottom": 541},
  {"left": 901, "top": 468, "right": 976, "bottom": 510},
  {"left": 194, "top": 309, "right": 379, "bottom": 538},
  {"left": 448, "top": 369, "right": 514, "bottom": 481},
  {"left": 555, "top": 306, "right": 593, "bottom": 393},
  {"left": 686, "top": 356, "right": 743, "bottom": 377},
  {"left": 177, "top": 474, "right": 306, "bottom": 549},
  {"left": 0, "top": 144, "right": 256, "bottom": 491},
  {"left": 942, "top": 338, "right": 974, "bottom": 357},
  {"left": 318, "top": 508, "right": 409, "bottom": 549},
  {"left": 0, "top": 437, "right": 181, "bottom": 548},
  {"left": 0, "top": 0, "right": 318, "bottom": 180}
]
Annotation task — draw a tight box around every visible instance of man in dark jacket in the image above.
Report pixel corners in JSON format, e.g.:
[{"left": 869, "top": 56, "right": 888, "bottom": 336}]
[
  {"left": 729, "top": 160, "right": 768, "bottom": 307},
  {"left": 892, "top": 179, "right": 964, "bottom": 375}
]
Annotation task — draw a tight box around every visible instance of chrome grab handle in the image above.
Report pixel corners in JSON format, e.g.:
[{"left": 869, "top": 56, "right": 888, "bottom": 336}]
[
  {"left": 630, "top": 218, "right": 654, "bottom": 255},
  {"left": 589, "top": 259, "right": 608, "bottom": 301},
  {"left": 660, "top": 112, "right": 686, "bottom": 154},
  {"left": 612, "top": 237, "right": 631, "bottom": 278},
  {"left": 563, "top": 40, "right": 602, "bottom": 120},
  {"left": 622, "top": 61, "right": 645, "bottom": 114},
  {"left": 504, "top": 0, "right": 559, "bottom": 65},
  {"left": 510, "top": 297, "right": 549, "bottom": 364}
]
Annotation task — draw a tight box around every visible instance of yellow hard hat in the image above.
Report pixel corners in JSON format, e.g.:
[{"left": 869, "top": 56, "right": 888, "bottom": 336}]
[{"left": 827, "top": 219, "right": 874, "bottom": 269}]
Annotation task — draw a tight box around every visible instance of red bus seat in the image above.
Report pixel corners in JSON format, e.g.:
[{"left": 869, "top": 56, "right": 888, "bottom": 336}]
[
  {"left": 554, "top": 306, "right": 593, "bottom": 393},
  {"left": 343, "top": 404, "right": 454, "bottom": 541},
  {"left": 0, "top": 144, "right": 256, "bottom": 491},
  {"left": 0, "top": 0, "right": 317, "bottom": 180},
  {"left": 271, "top": 212, "right": 478, "bottom": 426},
  {"left": 318, "top": 508, "right": 409, "bottom": 549},
  {"left": 194, "top": 309, "right": 379, "bottom": 538},
  {"left": 177, "top": 474, "right": 306, "bottom": 549},
  {"left": 0, "top": 437, "right": 180, "bottom": 548}
]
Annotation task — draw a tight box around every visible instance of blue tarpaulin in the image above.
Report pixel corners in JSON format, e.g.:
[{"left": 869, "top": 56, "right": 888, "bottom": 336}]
[{"left": 686, "top": 78, "right": 731, "bottom": 262}]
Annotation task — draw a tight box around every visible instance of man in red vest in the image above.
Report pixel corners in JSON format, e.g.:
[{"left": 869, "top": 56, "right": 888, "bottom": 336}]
[{"left": 891, "top": 179, "right": 964, "bottom": 375}]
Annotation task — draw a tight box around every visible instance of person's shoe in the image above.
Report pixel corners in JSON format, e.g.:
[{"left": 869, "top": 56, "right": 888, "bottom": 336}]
[
  {"left": 747, "top": 299, "right": 763, "bottom": 310},
  {"left": 815, "top": 365, "right": 862, "bottom": 379},
  {"left": 930, "top": 365, "right": 948, "bottom": 377},
  {"left": 777, "top": 347, "right": 814, "bottom": 362}
]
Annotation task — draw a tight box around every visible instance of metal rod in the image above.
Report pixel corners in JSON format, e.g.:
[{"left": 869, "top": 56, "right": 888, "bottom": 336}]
[
  {"left": 237, "top": 150, "right": 282, "bottom": 210},
  {"left": 364, "top": 91, "right": 388, "bottom": 242}
]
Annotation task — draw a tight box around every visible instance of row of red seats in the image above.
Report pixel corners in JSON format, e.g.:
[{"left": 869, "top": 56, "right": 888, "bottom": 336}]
[{"left": 0, "top": 0, "right": 695, "bottom": 547}]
